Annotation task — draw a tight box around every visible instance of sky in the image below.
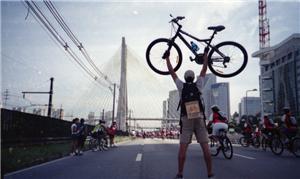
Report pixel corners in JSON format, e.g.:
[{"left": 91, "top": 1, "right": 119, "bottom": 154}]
[{"left": 1, "top": 0, "right": 300, "bottom": 120}]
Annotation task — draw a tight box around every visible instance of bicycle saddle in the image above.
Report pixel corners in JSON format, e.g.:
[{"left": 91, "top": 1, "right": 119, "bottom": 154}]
[{"left": 207, "top": 25, "right": 225, "bottom": 32}]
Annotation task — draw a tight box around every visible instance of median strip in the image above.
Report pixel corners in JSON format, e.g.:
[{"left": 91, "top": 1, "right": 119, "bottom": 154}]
[{"left": 135, "top": 153, "right": 142, "bottom": 162}]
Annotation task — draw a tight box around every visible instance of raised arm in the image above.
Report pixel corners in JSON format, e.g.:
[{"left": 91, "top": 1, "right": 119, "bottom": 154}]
[
  {"left": 200, "top": 47, "right": 210, "bottom": 77},
  {"left": 164, "top": 51, "right": 178, "bottom": 82}
]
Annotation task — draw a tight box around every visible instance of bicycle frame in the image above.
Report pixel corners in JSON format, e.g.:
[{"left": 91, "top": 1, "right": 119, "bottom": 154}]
[{"left": 168, "top": 22, "right": 227, "bottom": 62}]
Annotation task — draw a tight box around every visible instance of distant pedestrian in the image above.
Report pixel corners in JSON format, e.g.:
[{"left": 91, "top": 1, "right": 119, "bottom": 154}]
[
  {"left": 71, "top": 118, "right": 80, "bottom": 156},
  {"left": 78, "top": 118, "right": 87, "bottom": 155},
  {"left": 165, "top": 47, "right": 213, "bottom": 179},
  {"left": 108, "top": 121, "right": 117, "bottom": 147}
]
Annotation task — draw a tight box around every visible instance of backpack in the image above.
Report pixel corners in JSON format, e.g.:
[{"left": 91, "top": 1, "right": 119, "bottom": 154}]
[{"left": 177, "top": 82, "right": 206, "bottom": 133}]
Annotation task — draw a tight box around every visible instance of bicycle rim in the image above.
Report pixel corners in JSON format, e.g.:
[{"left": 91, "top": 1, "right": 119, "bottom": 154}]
[
  {"left": 222, "top": 137, "right": 233, "bottom": 159},
  {"left": 208, "top": 41, "right": 247, "bottom": 78},
  {"left": 146, "top": 38, "right": 182, "bottom": 75},
  {"left": 292, "top": 138, "right": 300, "bottom": 157},
  {"left": 271, "top": 138, "right": 284, "bottom": 155},
  {"left": 209, "top": 137, "right": 220, "bottom": 156}
]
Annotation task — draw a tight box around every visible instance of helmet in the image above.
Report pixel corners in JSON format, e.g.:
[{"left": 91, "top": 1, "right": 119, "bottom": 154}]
[
  {"left": 211, "top": 105, "right": 220, "bottom": 112},
  {"left": 184, "top": 70, "right": 195, "bottom": 83},
  {"left": 283, "top": 107, "right": 290, "bottom": 114}
]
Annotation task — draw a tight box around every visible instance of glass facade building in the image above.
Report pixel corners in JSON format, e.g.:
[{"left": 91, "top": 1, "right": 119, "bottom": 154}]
[{"left": 253, "top": 33, "right": 300, "bottom": 118}]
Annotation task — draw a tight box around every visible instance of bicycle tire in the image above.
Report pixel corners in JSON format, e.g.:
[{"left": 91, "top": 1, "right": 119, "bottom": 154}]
[
  {"left": 208, "top": 41, "right": 248, "bottom": 78},
  {"left": 261, "top": 137, "right": 268, "bottom": 151},
  {"left": 253, "top": 137, "right": 261, "bottom": 148},
  {"left": 146, "top": 38, "right": 182, "bottom": 75},
  {"left": 222, "top": 137, "right": 233, "bottom": 159},
  {"left": 209, "top": 136, "right": 220, "bottom": 156},
  {"left": 270, "top": 137, "right": 284, "bottom": 155},
  {"left": 239, "top": 137, "right": 250, "bottom": 147},
  {"left": 291, "top": 137, "right": 300, "bottom": 157}
]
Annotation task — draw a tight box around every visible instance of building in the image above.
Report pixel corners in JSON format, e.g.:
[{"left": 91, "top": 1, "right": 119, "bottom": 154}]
[
  {"left": 87, "top": 112, "right": 95, "bottom": 125},
  {"left": 253, "top": 33, "right": 300, "bottom": 118},
  {"left": 202, "top": 73, "right": 217, "bottom": 118},
  {"left": 162, "top": 100, "right": 168, "bottom": 119},
  {"left": 167, "top": 90, "right": 180, "bottom": 119},
  {"left": 211, "top": 82, "right": 230, "bottom": 120},
  {"left": 239, "top": 97, "right": 261, "bottom": 116}
]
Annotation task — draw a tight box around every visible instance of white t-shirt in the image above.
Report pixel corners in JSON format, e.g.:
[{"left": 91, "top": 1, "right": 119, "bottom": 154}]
[{"left": 71, "top": 123, "right": 77, "bottom": 135}]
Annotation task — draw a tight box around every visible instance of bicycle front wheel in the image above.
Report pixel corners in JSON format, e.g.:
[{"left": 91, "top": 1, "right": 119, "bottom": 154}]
[
  {"left": 291, "top": 137, "right": 300, "bottom": 157},
  {"left": 209, "top": 136, "right": 220, "bottom": 156},
  {"left": 208, "top": 41, "right": 248, "bottom": 78},
  {"left": 270, "top": 137, "right": 284, "bottom": 155},
  {"left": 146, "top": 38, "right": 182, "bottom": 75},
  {"left": 222, "top": 137, "right": 233, "bottom": 159}
]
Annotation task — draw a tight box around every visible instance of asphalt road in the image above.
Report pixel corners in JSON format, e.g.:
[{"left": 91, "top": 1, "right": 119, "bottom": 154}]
[{"left": 4, "top": 138, "right": 300, "bottom": 179}]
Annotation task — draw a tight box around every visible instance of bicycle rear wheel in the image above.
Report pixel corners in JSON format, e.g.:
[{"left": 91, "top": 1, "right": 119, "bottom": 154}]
[
  {"left": 270, "top": 137, "right": 284, "bottom": 155},
  {"left": 291, "top": 137, "right": 300, "bottom": 157},
  {"left": 209, "top": 136, "right": 220, "bottom": 156},
  {"left": 146, "top": 38, "right": 182, "bottom": 75},
  {"left": 208, "top": 41, "right": 248, "bottom": 78},
  {"left": 222, "top": 137, "right": 233, "bottom": 159}
]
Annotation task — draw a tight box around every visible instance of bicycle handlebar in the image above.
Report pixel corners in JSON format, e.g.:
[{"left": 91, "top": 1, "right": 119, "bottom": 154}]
[{"left": 169, "top": 15, "right": 185, "bottom": 23}]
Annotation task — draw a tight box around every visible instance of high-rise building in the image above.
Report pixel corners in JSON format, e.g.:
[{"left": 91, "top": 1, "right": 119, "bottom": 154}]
[
  {"left": 168, "top": 90, "right": 180, "bottom": 119},
  {"left": 162, "top": 100, "right": 168, "bottom": 118},
  {"left": 87, "top": 112, "right": 95, "bottom": 125},
  {"left": 253, "top": 33, "right": 300, "bottom": 117},
  {"left": 239, "top": 97, "right": 261, "bottom": 116},
  {"left": 211, "top": 83, "right": 230, "bottom": 120},
  {"left": 202, "top": 73, "right": 217, "bottom": 118}
]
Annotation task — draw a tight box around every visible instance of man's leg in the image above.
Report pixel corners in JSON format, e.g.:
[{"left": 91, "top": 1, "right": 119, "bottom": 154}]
[
  {"left": 177, "top": 143, "right": 189, "bottom": 176},
  {"left": 200, "top": 142, "right": 213, "bottom": 177}
]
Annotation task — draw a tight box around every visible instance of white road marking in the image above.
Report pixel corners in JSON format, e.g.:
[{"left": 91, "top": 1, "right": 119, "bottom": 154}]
[
  {"left": 233, "top": 153, "right": 256, "bottom": 160},
  {"left": 136, "top": 153, "right": 142, "bottom": 162},
  {"left": 4, "top": 155, "right": 71, "bottom": 177}
]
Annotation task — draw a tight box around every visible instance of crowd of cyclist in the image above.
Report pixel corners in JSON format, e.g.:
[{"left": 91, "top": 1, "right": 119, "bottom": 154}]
[
  {"left": 70, "top": 118, "right": 117, "bottom": 156},
  {"left": 240, "top": 107, "right": 299, "bottom": 148}
]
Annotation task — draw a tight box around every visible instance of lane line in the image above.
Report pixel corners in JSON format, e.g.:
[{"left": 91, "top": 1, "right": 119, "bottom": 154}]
[
  {"left": 136, "top": 153, "right": 142, "bottom": 162},
  {"left": 4, "top": 155, "right": 72, "bottom": 177},
  {"left": 233, "top": 153, "right": 256, "bottom": 160}
]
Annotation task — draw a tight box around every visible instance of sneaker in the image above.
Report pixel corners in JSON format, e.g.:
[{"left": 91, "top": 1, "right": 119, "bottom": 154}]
[
  {"left": 175, "top": 174, "right": 184, "bottom": 179},
  {"left": 70, "top": 152, "right": 75, "bottom": 156}
]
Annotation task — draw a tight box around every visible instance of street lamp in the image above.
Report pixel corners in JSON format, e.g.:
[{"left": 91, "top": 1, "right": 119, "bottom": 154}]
[{"left": 245, "top": 89, "right": 257, "bottom": 119}]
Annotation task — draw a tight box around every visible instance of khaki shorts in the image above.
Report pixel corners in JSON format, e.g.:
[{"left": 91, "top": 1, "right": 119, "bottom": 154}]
[{"left": 180, "top": 115, "right": 209, "bottom": 144}]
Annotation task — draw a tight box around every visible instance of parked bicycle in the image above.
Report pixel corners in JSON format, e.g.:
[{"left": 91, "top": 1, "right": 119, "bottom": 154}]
[
  {"left": 87, "top": 134, "right": 108, "bottom": 152},
  {"left": 146, "top": 14, "right": 248, "bottom": 78},
  {"left": 209, "top": 129, "right": 233, "bottom": 159}
]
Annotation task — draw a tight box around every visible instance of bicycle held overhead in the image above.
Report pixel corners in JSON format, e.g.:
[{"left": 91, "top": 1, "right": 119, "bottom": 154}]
[{"left": 146, "top": 14, "right": 248, "bottom": 78}]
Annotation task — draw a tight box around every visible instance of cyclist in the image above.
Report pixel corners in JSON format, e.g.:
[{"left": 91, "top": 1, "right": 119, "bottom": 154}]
[
  {"left": 262, "top": 115, "right": 278, "bottom": 138},
  {"left": 207, "top": 105, "right": 228, "bottom": 137},
  {"left": 281, "top": 107, "right": 298, "bottom": 140},
  {"left": 91, "top": 120, "right": 108, "bottom": 150},
  {"left": 242, "top": 119, "right": 252, "bottom": 140}
]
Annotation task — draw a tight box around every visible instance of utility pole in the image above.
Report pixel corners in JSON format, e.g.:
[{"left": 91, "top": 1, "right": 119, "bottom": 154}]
[
  {"left": 22, "top": 77, "right": 54, "bottom": 118},
  {"left": 102, "top": 109, "right": 105, "bottom": 121},
  {"left": 112, "top": 83, "right": 116, "bottom": 122}
]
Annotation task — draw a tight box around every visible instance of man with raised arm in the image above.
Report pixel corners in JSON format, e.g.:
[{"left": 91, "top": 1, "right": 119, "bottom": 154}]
[{"left": 164, "top": 48, "right": 213, "bottom": 179}]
